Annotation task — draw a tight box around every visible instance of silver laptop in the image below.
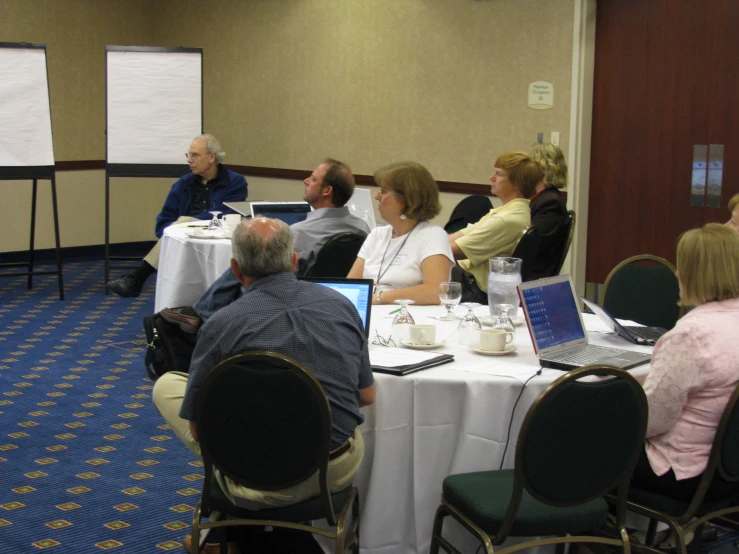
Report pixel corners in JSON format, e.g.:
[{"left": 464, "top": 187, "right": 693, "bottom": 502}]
[
  {"left": 223, "top": 201, "right": 251, "bottom": 217},
  {"left": 347, "top": 188, "right": 376, "bottom": 228},
  {"left": 249, "top": 201, "right": 312, "bottom": 225},
  {"left": 518, "top": 275, "right": 652, "bottom": 371},
  {"left": 581, "top": 297, "right": 667, "bottom": 346}
]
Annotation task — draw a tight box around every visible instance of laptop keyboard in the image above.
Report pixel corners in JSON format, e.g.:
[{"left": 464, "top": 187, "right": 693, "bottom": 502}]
[
  {"left": 556, "top": 345, "right": 626, "bottom": 365},
  {"left": 623, "top": 326, "right": 664, "bottom": 341}
]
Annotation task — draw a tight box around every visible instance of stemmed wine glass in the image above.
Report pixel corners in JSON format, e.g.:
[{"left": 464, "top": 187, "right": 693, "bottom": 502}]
[
  {"left": 207, "top": 210, "right": 223, "bottom": 231},
  {"left": 457, "top": 302, "right": 482, "bottom": 345},
  {"left": 392, "top": 299, "right": 415, "bottom": 342},
  {"left": 492, "top": 305, "right": 516, "bottom": 340},
  {"left": 438, "top": 282, "right": 462, "bottom": 321}
]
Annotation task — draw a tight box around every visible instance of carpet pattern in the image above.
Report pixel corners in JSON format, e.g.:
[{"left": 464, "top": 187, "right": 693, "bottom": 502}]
[{"left": 0, "top": 261, "right": 200, "bottom": 552}]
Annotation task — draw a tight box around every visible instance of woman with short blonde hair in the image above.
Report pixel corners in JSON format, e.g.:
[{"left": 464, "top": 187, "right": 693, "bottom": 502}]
[
  {"left": 527, "top": 143, "right": 570, "bottom": 279},
  {"left": 632, "top": 223, "right": 739, "bottom": 500}
]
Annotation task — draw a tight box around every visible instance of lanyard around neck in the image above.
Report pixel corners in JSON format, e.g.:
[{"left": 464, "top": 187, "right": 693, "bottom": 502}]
[{"left": 375, "top": 224, "right": 417, "bottom": 289}]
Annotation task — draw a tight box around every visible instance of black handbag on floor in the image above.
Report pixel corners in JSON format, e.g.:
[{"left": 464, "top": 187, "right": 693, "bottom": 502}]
[{"left": 143, "top": 313, "right": 197, "bottom": 380}]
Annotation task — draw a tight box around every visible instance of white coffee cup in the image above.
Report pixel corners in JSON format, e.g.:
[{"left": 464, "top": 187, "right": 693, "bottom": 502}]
[
  {"left": 409, "top": 324, "right": 436, "bottom": 345},
  {"left": 223, "top": 214, "right": 242, "bottom": 229},
  {"left": 479, "top": 329, "right": 513, "bottom": 351}
]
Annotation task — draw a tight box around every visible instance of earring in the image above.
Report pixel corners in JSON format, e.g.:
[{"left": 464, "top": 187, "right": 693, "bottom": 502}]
[{"left": 400, "top": 214, "right": 407, "bottom": 220}]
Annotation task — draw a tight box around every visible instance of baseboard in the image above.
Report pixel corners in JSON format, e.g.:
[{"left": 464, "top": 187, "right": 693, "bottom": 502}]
[{"left": 0, "top": 241, "right": 157, "bottom": 264}]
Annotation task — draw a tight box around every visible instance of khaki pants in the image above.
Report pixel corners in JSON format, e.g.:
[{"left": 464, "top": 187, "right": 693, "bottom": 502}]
[
  {"left": 144, "top": 216, "right": 198, "bottom": 270},
  {"left": 152, "top": 371, "right": 364, "bottom": 510}
]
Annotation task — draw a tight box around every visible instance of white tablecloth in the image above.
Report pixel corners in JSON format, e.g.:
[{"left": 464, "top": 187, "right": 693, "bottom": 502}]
[
  {"left": 154, "top": 224, "right": 232, "bottom": 312},
  {"left": 346, "top": 304, "right": 652, "bottom": 554}
]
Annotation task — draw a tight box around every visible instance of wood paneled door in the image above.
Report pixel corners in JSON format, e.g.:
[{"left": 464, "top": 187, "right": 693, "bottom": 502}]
[{"left": 587, "top": 0, "right": 739, "bottom": 284}]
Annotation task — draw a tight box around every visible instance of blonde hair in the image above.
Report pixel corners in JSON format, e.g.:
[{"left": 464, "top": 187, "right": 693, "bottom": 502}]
[
  {"left": 676, "top": 223, "right": 739, "bottom": 306},
  {"left": 493, "top": 151, "right": 543, "bottom": 199},
  {"left": 531, "top": 142, "right": 568, "bottom": 189},
  {"left": 728, "top": 193, "right": 739, "bottom": 213},
  {"left": 373, "top": 161, "right": 441, "bottom": 221}
]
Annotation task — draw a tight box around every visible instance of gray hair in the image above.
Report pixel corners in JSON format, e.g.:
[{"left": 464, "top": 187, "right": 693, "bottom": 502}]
[
  {"left": 194, "top": 133, "right": 226, "bottom": 164},
  {"left": 231, "top": 218, "right": 294, "bottom": 278}
]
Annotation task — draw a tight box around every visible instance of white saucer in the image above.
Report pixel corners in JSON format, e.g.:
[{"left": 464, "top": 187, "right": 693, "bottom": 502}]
[
  {"left": 479, "top": 315, "right": 525, "bottom": 327},
  {"left": 400, "top": 339, "right": 446, "bottom": 350},
  {"left": 468, "top": 343, "right": 517, "bottom": 356}
]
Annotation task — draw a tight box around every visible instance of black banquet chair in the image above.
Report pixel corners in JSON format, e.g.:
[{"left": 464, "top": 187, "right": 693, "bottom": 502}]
[
  {"left": 510, "top": 226, "right": 540, "bottom": 282},
  {"left": 430, "top": 364, "right": 647, "bottom": 554},
  {"left": 617, "top": 382, "right": 739, "bottom": 554},
  {"left": 190, "top": 351, "right": 360, "bottom": 554},
  {"left": 552, "top": 209, "right": 576, "bottom": 276},
  {"left": 600, "top": 254, "right": 684, "bottom": 330},
  {"left": 444, "top": 195, "right": 493, "bottom": 234},
  {"left": 304, "top": 232, "right": 366, "bottom": 278}
]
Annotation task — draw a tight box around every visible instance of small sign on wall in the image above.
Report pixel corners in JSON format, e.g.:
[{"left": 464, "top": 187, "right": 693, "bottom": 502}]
[{"left": 528, "top": 81, "right": 554, "bottom": 110}]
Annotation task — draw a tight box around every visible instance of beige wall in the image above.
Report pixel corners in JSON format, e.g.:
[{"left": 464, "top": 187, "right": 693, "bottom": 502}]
[{"left": 1, "top": 0, "right": 577, "bottom": 254}]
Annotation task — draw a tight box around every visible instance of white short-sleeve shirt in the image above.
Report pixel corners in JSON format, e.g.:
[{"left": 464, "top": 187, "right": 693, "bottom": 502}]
[{"left": 357, "top": 221, "right": 454, "bottom": 292}]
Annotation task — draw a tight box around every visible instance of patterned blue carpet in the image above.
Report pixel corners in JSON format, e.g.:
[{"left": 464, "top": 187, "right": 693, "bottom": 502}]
[{"left": 0, "top": 260, "right": 200, "bottom": 552}]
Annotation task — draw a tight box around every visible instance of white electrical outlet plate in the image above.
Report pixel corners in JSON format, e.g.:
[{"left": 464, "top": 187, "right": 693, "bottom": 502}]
[{"left": 551, "top": 131, "right": 560, "bottom": 146}]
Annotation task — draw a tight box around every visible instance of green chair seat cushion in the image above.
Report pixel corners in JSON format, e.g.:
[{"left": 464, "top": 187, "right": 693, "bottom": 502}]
[
  {"left": 208, "top": 475, "right": 351, "bottom": 523},
  {"left": 443, "top": 470, "right": 609, "bottom": 537},
  {"left": 628, "top": 485, "right": 739, "bottom": 518}
]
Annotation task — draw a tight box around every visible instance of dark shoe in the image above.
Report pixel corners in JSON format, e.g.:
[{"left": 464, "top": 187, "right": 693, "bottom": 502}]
[
  {"left": 183, "top": 531, "right": 240, "bottom": 553},
  {"left": 161, "top": 306, "right": 203, "bottom": 334},
  {"left": 107, "top": 273, "right": 143, "bottom": 298}
]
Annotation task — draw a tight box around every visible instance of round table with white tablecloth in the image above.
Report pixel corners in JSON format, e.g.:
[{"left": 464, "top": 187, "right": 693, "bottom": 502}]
[
  {"left": 331, "top": 303, "right": 653, "bottom": 554},
  {"left": 154, "top": 223, "right": 232, "bottom": 313}
]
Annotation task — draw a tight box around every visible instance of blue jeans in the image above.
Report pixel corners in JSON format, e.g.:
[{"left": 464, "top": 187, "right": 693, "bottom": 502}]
[{"left": 193, "top": 268, "right": 243, "bottom": 321}]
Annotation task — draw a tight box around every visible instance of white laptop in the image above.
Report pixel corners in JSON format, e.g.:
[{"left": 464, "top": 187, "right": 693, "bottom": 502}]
[
  {"left": 518, "top": 275, "right": 652, "bottom": 371},
  {"left": 347, "top": 188, "right": 376, "bottom": 228},
  {"left": 249, "top": 201, "right": 313, "bottom": 225}
]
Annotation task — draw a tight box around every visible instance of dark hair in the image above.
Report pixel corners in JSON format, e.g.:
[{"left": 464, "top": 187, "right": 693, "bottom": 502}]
[{"left": 322, "top": 158, "right": 355, "bottom": 207}]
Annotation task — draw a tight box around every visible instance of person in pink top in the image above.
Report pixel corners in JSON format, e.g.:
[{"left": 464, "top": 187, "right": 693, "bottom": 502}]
[{"left": 631, "top": 223, "right": 739, "bottom": 500}]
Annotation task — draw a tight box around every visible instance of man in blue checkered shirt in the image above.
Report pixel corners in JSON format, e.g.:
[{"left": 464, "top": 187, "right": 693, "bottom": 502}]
[{"left": 153, "top": 217, "right": 375, "bottom": 512}]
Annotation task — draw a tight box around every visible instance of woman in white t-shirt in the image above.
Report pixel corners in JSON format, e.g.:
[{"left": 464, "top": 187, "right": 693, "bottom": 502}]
[{"left": 347, "top": 161, "right": 454, "bottom": 305}]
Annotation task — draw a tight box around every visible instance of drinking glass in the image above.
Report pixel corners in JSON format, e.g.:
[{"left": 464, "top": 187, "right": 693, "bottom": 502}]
[
  {"left": 457, "top": 302, "right": 482, "bottom": 345},
  {"left": 207, "top": 210, "right": 223, "bottom": 231},
  {"left": 438, "top": 282, "right": 462, "bottom": 321},
  {"left": 491, "top": 305, "right": 516, "bottom": 341},
  {"left": 392, "top": 299, "right": 415, "bottom": 342}
]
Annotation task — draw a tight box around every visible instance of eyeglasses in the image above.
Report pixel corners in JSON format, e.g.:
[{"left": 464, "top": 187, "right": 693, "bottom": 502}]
[
  {"left": 372, "top": 330, "right": 396, "bottom": 348},
  {"left": 377, "top": 187, "right": 393, "bottom": 196},
  {"left": 185, "top": 152, "right": 209, "bottom": 160}
]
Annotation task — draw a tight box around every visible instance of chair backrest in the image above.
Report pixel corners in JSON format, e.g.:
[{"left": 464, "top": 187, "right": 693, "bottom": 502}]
[
  {"left": 444, "top": 194, "right": 493, "bottom": 234},
  {"left": 660, "top": 382, "right": 739, "bottom": 521},
  {"left": 304, "top": 232, "right": 366, "bottom": 278},
  {"left": 553, "top": 209, "right": 576, "bottom": 275},
  {"left": 511, "top": 226, "right": 540, "bottom": 282},
  {"left": 600, "top": 254, "right": 682, "bottom": 329},
  {"left": 515, "top": 365, "right": 647, "bottom": 507},
  {"left": 196, "top": 351, "right": 333, "bottom": 492},
  {"left": 717, "top": 383, "right": 739, "bottom": 483}
]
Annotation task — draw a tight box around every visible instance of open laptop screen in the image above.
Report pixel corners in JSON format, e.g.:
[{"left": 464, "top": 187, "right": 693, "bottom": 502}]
[
  {"left": 300, "top": 277, "right": 373, "bottom": 337},
  {"left": 250, "top": 202, "right": 312, "bottom": 225},
  {"left": 520, "top": 279, "right": 585, "bottom": 350}
]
